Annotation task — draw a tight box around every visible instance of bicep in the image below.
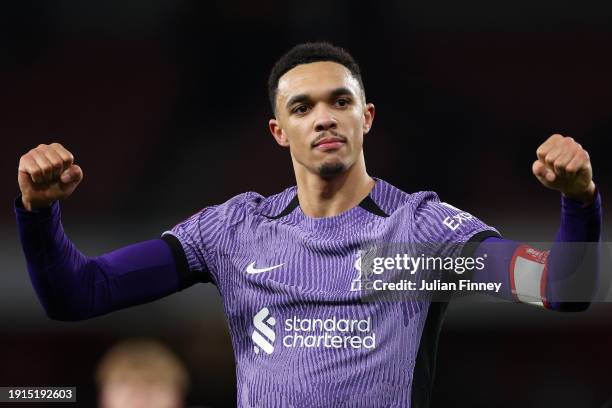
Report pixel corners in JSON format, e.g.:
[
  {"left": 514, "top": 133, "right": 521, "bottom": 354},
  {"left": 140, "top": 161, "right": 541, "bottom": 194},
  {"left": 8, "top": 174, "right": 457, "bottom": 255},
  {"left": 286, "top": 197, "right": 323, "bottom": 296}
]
[
  {"left": 470, "top": 237, "right": 545, "bottom": 305},
  {"left": 69, "top": 238, "right": 205, "bottom": 319}
]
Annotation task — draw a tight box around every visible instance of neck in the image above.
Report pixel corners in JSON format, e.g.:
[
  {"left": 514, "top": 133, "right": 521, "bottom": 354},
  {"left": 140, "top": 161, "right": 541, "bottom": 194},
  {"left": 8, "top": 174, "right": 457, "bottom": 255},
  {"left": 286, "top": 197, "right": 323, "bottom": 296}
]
[{"left": 294, "top": 153, "right": 375, "bottom": 218}]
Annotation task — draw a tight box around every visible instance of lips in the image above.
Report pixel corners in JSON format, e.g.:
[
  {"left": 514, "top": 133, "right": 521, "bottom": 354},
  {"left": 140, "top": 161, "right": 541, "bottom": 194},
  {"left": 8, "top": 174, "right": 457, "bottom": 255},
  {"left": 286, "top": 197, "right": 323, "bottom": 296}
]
[{"left": 313, "top": 136, "right": 346, "bottom": 150}]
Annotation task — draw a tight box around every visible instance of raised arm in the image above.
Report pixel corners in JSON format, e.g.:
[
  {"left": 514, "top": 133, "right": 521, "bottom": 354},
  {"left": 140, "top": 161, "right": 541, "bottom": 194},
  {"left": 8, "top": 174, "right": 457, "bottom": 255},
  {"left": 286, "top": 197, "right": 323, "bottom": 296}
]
[
  {"left": 471, "top": 134, "right": 601, "bottom": 310},
  {"left": 15, "top": 143, "right": 204, "bottom": 321}
]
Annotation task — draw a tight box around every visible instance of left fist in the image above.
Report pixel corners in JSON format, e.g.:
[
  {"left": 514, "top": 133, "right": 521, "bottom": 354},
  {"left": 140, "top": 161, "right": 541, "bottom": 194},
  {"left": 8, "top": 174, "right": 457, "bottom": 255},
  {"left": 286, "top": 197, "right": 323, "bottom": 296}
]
[{"left": 532, "top": 134, "right": 596, "bottom": 203}]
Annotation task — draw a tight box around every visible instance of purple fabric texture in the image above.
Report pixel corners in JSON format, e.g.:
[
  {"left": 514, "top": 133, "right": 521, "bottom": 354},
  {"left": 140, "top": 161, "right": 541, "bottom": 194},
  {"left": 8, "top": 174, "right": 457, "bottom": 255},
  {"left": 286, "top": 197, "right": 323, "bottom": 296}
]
[
  {"left": 14, "top": 179, "right": 602, "bottom": 407},
  {"left": 14, "top": 196, "right": 182, "bottom": 320},
  {"left": 163, "top": 179, "right": 499, "bottom": 407},
  {"left": 472, "top": 191, "right": 601, "bottom": 309},
  {"left": 548, "top": 191, "right": 602, "bottom": 309}
]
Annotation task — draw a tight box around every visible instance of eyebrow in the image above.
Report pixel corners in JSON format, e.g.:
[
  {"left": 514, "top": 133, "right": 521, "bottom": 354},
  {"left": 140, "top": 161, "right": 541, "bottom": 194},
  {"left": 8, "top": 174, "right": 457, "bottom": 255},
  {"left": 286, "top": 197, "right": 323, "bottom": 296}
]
[{"left": 285, "top": 87, "right": 356, "bottom": 111}]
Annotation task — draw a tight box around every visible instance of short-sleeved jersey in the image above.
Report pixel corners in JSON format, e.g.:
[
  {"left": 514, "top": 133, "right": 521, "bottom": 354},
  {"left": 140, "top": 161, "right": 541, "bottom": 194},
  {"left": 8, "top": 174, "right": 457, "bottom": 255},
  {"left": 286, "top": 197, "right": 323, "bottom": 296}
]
[{"left": 163, "top": 178, "right": 499, "bottom": 407}]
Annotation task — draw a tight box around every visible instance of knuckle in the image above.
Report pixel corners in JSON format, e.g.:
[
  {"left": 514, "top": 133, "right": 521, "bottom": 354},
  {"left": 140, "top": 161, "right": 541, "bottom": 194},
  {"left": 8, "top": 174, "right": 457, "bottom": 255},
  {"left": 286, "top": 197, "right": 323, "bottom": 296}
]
[
  {"left": 65, "top": 151, "right": 75, "bottom": 162},
  {"left": 52, "top": 143, "right": 72, "bottom": 158}
]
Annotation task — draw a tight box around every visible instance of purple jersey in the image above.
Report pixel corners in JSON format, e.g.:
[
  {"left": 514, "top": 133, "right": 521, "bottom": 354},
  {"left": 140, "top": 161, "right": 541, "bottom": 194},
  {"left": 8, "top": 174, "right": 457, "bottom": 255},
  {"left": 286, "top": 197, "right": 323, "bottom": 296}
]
[
  {"left": 163, "top": 179, "right": 499, "bottom": 407},
  {"left": 14, "top": 177, "right": 600, "bottom": 405}
]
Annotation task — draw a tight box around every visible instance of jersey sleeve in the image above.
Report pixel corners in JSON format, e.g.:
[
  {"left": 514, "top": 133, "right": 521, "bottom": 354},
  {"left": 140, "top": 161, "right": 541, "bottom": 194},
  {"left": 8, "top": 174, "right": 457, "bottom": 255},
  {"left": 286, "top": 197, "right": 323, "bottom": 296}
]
[
  {"left": 161, "top": 206, "right": 222, "bottom": 285},
  {"left": 412, "top": 192, "right": 501, "bottom": 258},
  {"left": 14, "top": 196, "right": 187, "bottom": 320},
  {"left": 471, "top": 190, "right": 602, "bottom": 310},
  {"left": 161, "top": 192, "right": 255, "bottom": 286}
]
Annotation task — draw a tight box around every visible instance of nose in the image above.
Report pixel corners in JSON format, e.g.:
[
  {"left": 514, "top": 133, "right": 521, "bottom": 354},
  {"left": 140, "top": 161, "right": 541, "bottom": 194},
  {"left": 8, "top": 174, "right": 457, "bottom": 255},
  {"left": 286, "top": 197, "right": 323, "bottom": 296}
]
[{"left": 314, "top": 109, "right": 338, "bottom": 133}]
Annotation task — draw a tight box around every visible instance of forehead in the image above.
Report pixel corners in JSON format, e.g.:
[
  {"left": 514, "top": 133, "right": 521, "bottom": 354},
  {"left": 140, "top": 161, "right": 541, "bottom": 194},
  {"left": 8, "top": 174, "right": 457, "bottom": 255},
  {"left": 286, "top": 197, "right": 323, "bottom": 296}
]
[{"left": 277, "top": 61, "right": 361, "bottom": 104}]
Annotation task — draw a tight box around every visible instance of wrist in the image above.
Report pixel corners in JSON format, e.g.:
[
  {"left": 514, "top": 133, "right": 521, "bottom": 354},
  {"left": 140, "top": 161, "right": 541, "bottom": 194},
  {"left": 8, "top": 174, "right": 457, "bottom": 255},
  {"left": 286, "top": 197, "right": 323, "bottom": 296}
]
[
  {"left": 21, "top": 195, "right": 53, "bottom": 212},
  {"left": 562, "top": 181, "right": 597, "bottom": 205}
]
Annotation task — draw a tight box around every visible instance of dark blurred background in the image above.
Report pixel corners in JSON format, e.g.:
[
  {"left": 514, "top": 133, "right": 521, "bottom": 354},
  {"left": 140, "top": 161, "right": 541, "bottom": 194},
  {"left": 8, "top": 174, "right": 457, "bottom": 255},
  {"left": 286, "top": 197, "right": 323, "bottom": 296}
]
[{"left": 1, "top": 1, "right": 611, "bottom": 407}]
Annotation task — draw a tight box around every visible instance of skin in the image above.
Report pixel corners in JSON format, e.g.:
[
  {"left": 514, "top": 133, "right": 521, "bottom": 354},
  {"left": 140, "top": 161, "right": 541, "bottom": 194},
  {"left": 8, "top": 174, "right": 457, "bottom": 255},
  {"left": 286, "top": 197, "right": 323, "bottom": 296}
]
[
  {"left": 18, "top": 143, "right": 83, "bottom": 211},
  {"left": 17, "top": 62, "right": 596, "bottom": 212},
  {"left": 99, "top": 381, "right": 183, "bottom": 408},
  {"left": 269, "top": 61, "right": 376, "bottom": 217},
  {"left": 532, "top": 134, "right": 596, "bottom": 203}
]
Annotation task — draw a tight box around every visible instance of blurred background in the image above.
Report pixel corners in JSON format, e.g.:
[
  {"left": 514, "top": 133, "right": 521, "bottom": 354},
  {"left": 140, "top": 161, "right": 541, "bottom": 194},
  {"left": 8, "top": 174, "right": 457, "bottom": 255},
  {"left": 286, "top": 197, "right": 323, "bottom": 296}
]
[{"left": 1, "top": 0, "right": 611, "bottom": 406}]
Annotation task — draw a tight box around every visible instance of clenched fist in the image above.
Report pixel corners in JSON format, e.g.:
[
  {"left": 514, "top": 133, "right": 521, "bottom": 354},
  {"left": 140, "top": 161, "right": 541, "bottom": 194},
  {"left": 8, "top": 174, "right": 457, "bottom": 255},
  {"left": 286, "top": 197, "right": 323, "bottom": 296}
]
[
  {"left": 532, "top": 134, "right": 596, "bottom": 204},
  {"left": 18, "top": 143, "right": 83, "bottom": 211}
]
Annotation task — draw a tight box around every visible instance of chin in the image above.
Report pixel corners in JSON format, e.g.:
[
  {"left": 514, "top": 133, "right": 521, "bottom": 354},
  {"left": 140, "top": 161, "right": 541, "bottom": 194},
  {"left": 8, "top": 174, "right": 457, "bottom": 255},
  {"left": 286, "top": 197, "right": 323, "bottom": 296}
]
[{"left": 318, "top": 161, "right": 347, "bottom": 178}]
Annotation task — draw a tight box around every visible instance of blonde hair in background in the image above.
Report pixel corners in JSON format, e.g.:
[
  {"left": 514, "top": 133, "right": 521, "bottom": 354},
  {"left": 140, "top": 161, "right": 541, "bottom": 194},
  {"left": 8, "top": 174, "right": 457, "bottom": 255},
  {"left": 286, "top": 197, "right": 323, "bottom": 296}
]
[{"left": 96, "top": 338, "right": 189, "bottom": 393}]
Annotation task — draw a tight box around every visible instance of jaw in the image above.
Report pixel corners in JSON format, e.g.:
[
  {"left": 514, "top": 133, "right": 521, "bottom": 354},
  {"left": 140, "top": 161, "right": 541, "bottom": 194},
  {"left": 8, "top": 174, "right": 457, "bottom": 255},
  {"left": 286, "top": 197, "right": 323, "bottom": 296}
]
[
  {"left": 318, "top": 160, "right": 347, "bottom": 178},
  {"left": 293, "top": 149, "right": 350, "bottom": 177},
  {"left": 288, "top": 133, "right": 365, "bottom": 182},
  {"left": 291, "top": 154, "right": 366, "bottom": 189}
]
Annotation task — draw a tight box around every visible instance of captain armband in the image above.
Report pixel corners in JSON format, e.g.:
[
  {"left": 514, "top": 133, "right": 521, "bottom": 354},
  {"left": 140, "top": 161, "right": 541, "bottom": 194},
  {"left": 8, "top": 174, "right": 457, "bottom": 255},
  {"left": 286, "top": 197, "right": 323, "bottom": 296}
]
[{"left": 509, "top": 245, "right": 551, "bottom": 309}]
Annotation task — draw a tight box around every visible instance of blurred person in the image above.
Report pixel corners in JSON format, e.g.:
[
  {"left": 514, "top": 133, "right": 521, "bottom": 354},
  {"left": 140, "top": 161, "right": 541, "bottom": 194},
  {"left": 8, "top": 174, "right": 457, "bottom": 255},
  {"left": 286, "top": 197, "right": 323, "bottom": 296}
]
[
  {"left": 96, "top": 339, "right": 189, "bottom": 408},
  {"left": 15, "top": 42, "right": 601, "bottom": 407}
]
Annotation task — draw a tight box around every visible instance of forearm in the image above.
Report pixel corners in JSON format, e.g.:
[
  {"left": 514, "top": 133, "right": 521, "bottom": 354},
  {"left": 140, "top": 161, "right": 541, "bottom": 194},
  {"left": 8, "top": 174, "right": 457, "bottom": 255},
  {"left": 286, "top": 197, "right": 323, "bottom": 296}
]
[
  {"left": 14, "top": 196, "right": 189, "bottom": 320},
  {"left": 472, "top": 190, "right": 601, "bottom": 310},
  {"left": 546, "top": 190, "right": 601, "bottom": 310}
]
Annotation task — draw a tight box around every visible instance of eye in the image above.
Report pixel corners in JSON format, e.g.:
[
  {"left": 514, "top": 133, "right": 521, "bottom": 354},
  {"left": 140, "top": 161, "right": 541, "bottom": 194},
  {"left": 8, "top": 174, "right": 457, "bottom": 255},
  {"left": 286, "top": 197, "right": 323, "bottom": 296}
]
[
  {"left": 293, "top": 105, "right": 310, "bottom": 115},
  {"left": 336, "top": 97, "right": 351, "bottom": 107}
]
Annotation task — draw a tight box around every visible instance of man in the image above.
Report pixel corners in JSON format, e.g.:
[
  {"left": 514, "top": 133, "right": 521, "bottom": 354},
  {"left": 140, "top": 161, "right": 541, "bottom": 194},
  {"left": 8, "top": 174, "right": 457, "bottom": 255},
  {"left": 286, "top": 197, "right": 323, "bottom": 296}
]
[
  {"left": 15, "top": 43, "right": 601, "bottom": 407},
  {"left": 96, "top": 338, "right": 189, "bottom": 408}
]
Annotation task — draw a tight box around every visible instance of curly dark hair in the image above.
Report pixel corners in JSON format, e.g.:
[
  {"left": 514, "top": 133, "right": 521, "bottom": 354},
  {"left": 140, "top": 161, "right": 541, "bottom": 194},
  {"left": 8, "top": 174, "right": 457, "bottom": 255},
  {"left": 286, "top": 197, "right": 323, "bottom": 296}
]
[{"left": 267, "top": 42, "right": 365, "bottom": 114}]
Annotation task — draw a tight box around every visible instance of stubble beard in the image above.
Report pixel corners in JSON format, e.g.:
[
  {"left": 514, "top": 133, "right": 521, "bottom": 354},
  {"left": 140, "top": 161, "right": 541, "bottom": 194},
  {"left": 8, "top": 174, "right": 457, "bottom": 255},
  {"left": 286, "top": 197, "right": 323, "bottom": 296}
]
[{"left": 318, "top": 161, "right": 347, "bottom": 179}]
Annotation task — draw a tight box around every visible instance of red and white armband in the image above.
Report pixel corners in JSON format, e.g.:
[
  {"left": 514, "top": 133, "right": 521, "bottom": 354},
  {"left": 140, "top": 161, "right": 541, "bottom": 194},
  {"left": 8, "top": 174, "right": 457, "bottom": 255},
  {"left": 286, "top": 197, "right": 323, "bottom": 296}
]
[{"left": 509, "top": 245, "right": 551, "bottom": 309}]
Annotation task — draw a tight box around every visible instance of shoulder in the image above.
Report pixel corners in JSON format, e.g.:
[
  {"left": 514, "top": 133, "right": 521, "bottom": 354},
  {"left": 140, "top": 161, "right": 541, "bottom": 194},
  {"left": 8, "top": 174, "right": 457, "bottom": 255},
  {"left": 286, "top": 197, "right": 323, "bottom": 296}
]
[
  {"left": 370, "top": 178, "right": 441, "bottom": 216},
  {"left": 250, "top": 185, "right": 298, "bottom": 218},
  {"left": 373, "top": 178, "right": 499, "bottom": 240},
  {"left": 373, "top": 178, "right": 474, "bottom": 216},
  {"left": 188, "top": 186, "right": 298, "bottom": 225}
]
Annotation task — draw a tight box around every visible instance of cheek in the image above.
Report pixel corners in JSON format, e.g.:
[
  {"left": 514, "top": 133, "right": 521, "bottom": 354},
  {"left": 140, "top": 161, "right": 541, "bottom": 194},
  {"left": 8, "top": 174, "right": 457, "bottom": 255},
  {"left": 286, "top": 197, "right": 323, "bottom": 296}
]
[
  {"left": 283, "top": 124, "right": 309, "bottom": 154},
  {"left": 348, "top": 108, "right": 364, "bottom": 128},
  {"left": 343, "top": 113, "right": 364, "bottom": 141},
  {"left": 286, "top": 121, "right": 311, "bottom": 144}
]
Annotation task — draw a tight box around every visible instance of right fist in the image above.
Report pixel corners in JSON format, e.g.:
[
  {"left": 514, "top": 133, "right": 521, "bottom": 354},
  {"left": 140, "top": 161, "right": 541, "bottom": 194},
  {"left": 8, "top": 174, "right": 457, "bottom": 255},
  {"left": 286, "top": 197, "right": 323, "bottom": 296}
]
[{"left": 18, "top": 143, "right": 83, "bottom": 211}]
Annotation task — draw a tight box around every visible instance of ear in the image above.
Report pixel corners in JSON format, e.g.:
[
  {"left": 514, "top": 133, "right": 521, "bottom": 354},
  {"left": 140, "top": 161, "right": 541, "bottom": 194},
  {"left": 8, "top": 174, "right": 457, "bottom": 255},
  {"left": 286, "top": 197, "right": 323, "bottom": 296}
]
[
  {"left": 363, "top": 103, "right": 375, "bottom": 135},
  {"left": 269, "top": 118, "right": 290, "bottom": 147}
]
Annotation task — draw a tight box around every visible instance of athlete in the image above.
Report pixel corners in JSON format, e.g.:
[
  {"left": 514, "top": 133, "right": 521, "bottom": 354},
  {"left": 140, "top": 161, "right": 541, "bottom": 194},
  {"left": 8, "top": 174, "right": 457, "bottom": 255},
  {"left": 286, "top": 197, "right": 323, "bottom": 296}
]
[{"left": 15, "top": 43, "right": 601, "bottom": 407}]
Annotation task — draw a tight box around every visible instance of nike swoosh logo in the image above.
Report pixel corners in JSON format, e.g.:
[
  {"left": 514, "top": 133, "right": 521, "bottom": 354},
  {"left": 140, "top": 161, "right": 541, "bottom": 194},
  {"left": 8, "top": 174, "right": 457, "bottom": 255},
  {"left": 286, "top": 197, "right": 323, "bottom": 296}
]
[{"left": 246, "top": 262, "right": 284, "bottom": 274}]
